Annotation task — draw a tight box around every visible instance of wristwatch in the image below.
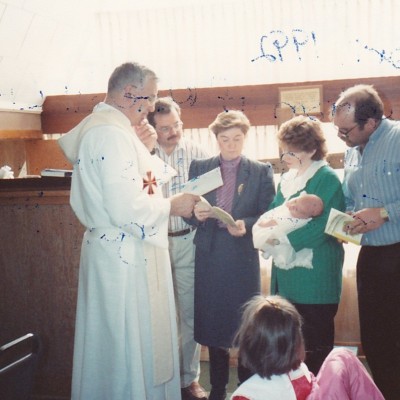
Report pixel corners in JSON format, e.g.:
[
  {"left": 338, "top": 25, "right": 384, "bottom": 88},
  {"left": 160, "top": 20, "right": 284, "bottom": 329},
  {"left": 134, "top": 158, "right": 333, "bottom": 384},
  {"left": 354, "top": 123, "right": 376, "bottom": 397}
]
[{"left": 380, "top": 207, "right": 389, "bottom": 222}]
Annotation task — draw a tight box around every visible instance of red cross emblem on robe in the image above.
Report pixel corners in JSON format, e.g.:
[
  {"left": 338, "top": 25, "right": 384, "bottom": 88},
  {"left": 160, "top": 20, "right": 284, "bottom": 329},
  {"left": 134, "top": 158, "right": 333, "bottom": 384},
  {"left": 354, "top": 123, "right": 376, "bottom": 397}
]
[{"left": 143, "top": 170, "right": 157, "bottom": 195}]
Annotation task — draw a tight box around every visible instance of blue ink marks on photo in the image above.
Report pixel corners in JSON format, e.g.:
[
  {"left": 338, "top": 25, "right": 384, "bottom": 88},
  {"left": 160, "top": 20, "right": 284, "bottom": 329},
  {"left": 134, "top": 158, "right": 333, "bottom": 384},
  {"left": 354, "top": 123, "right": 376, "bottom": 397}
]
[
  {"left": 311, "top": 31, "right": 318, "bottom": 59},
  {"left": 357, "top": 39, "right": 400, "bottom": 69},
  {"left": 362, "top": 193, "right": 384, "bottom": 206},
  {"left": 292, "top": 29, "right": 311, "bottom": 61},
  {"left": 135, "top": 223, "right": 146, "bottom": 240},
  {"left": 148, "top": 226, "right": 159, "bottom": 237},
  {"left": 217, "top": 92, "right": 246, "bottom": 112},
  {"left": 90, "top": 156, "right": 106, "bottom": 164},
  {"left": 162, "top": 162, "right": 169, "bottom": 173},
  {"left": 252, "top": 30, "right": 288, "bottom": 62},
  {"left": 274, "top": 102, "right": 323, "bottom": 121},
  {"left": 252, "top": 29, "right": 318, "bottom": 63},
  {"left": 168, "top": 87, "right": 198, "bottom": 107},
  {"left": 170, "top": 179, "right": 185, "bottom": 191},
  {"left": 188, "top": 176, "right": 200, "bottom": 182}
]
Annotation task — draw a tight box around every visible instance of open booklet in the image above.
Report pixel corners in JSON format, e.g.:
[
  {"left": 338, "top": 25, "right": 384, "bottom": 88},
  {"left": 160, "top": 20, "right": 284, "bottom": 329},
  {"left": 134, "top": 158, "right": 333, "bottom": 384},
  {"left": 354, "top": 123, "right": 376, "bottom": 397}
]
[
  {"left": 324, "top": 208, "right": 362, "bottom": 245},
  {"left": 197, "top": 196, "right": 237, "bottom": 228},
  {"left": 178, "top": 167, "right": 223, "bottom": 196}
]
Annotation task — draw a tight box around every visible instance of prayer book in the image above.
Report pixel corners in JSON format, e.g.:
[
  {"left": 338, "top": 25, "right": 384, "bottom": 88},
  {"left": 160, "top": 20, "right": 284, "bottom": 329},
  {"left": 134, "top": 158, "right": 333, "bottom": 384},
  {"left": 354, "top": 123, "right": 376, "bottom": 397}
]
[
  {"left": 179, "top": 167, "right": 223, "bottom": 196},
  {"left": 324, "top": 208, "right": 362, "bottom": 245},
  {"left": 197, "top": 196, "right": 236, "bottom": 227}
]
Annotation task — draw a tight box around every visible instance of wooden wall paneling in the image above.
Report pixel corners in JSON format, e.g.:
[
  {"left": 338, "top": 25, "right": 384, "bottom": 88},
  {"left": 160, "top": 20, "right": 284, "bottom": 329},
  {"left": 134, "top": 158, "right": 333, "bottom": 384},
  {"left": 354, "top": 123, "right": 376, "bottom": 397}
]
[
  {"left": 0, "top": 140, "right": 26, "bottom": 177},
  {"left": 41, "top": 93, "right": 105, "bottom": 134},
  {"left": 334, "top": 271, "right": 361, "bottom": 346},
  {"left": 0, "top": 199, "right": 83, "bottom": 399},
  {"left": 0, "top": 130, "right": 43, "bottom": 140},
  {"left": 25, "top": 140, "right": 72, "bottom": 175},
  {"left": 41, "top": 76, "right": 400, "bottom": 133}
]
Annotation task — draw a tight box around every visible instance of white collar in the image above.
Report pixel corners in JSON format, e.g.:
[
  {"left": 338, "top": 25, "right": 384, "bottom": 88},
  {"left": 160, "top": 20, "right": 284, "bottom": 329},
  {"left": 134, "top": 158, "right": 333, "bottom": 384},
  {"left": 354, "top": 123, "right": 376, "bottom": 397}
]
[{"left": 280, "top": 160, "right": 327, "bottom": 199}]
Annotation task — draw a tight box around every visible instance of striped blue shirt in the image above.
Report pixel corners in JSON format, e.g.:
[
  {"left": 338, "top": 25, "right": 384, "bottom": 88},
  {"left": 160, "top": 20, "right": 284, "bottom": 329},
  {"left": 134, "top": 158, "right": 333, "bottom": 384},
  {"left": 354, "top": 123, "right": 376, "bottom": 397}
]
[
  {"left": 343, "top": 118, "right": 400, "bottom": 246},
  {"left": 154, "top": 137, "right": 209, "bottom": 233}
]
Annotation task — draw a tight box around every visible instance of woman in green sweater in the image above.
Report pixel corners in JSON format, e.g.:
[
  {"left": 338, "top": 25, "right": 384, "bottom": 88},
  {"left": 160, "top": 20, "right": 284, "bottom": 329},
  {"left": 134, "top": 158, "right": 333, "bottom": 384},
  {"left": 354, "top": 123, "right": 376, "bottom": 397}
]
[{"left": 269, "top": 115, "right": 345, "bottom": 375}]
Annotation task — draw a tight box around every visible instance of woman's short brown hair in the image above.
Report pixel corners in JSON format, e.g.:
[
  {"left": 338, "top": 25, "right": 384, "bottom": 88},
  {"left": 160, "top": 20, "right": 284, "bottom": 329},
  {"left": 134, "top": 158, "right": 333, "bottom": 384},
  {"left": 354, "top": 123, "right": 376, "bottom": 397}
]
[
  {"left": 234, "top": 295, "right": 305, "bottom": 379},
  {"left": 278, "top": 115, "right": 328, "bottom": 160},
  {"left": 209, "top": 110, "right": 251, "bottom": 137}
]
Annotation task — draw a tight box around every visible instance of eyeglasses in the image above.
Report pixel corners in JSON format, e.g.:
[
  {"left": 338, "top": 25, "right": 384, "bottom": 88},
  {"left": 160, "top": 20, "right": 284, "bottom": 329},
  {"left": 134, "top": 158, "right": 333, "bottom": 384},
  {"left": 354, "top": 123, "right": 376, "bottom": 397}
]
[
  {"left": 280, "top": 151, "right": 301, "bottom": 161},
  {"left": 335, "top": 124, "right": 358, "bottom": 138},
  {"left": 124, "top": 93, "right": 157, "bottom": 103},
  {"left": 157, "top": 121, "right": 183, "bottom": 134}
]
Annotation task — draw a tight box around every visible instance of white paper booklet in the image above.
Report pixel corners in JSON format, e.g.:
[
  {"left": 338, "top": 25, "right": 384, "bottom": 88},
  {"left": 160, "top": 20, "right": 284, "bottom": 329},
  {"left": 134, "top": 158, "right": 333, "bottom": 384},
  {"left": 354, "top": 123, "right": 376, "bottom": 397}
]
[
  {"left": 324, "top": 208, "right": 362, "bottom": 245},
  {"left": 179, "top": 167, "right": 223, "bottom": 196},
  {"left": 197, "top": 196, "right": 236, "bottom": 227}
]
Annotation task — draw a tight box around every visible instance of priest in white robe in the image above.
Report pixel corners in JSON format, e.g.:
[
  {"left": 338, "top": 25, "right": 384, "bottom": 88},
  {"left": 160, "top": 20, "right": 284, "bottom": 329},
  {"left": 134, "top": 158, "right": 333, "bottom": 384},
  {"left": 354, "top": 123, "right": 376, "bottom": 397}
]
[{"left": 58, "top": 62, "right": 197, "bottom": 400}]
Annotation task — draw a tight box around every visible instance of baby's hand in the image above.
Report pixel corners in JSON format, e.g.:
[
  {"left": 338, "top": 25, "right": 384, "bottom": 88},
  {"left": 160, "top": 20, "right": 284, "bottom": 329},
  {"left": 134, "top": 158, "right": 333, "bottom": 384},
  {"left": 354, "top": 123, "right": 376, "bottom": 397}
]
[{"left": 258, "top": 219, "right": 278, "bottom": 228}]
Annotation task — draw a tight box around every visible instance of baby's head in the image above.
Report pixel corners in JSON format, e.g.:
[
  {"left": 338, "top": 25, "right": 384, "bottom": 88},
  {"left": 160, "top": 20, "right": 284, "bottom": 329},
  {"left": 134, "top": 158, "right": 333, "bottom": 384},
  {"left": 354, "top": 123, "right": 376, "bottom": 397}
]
[
  {"left": 286, "top": 193, "right": 324, "bottom": 219},
  {"left": 235, "top": 295, "right": 305, "bottom": 379}
]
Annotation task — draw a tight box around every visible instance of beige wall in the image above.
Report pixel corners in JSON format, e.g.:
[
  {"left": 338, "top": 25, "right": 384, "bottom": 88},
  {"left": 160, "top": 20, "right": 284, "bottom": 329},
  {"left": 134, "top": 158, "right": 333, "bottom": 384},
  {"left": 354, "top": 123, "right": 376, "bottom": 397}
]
[{"left": 0, "top": 110, "right": 41, "bottom": 130}]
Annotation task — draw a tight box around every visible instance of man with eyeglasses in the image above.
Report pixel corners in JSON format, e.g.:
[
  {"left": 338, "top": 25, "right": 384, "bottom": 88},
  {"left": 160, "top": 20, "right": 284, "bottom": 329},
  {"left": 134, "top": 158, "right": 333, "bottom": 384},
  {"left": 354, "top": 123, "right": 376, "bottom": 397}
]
[
  {"left": 148, "top": 97, "right": 209, "bottom": 400},
  {"left": 332, "top": 84, "right": 400, "bottom": 400}
]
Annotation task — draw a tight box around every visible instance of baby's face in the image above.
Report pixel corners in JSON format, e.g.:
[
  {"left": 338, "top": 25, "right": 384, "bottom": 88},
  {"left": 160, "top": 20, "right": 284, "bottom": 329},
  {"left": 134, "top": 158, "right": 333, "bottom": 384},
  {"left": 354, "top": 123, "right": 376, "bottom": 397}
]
[{"left": 286, "top": 197, "right": 316, "bottom": 219}]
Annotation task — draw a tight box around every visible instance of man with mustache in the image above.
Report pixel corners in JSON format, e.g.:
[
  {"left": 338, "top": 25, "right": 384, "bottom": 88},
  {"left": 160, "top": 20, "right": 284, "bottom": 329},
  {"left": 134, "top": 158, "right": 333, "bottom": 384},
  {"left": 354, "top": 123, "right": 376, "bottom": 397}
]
[{"left": 148, "top": 97, "right": 209, "bottom": 400}]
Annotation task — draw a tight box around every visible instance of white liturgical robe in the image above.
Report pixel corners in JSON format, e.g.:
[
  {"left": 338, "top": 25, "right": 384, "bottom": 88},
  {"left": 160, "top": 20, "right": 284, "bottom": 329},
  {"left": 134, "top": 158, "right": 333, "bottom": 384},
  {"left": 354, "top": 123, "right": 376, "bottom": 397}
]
[{"left": 58, "top": 102, "right": 180, "bottom": 400}]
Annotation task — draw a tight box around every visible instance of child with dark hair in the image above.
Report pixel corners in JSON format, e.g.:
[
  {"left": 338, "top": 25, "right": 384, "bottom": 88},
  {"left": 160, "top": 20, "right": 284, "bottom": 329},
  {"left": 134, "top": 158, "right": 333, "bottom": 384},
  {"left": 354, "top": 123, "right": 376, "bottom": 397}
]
[{"left": 231, "top": 295, "right": 384, "bottom": 400}]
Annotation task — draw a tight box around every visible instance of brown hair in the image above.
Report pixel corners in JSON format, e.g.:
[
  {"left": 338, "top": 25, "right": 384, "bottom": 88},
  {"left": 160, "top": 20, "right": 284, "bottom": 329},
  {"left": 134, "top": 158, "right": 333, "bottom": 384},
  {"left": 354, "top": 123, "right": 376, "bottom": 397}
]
[
  {"left": 278, "top": 115, "right": 327, "bottom": 160},
  {"left": 333, "top": 84, "right": 384, "bottom": 130},
  {"left": 147, "top": 96, "right": 181, "bottom": 128},
  {"left": 234, "top": 295, "right": 305, "bottom": 379},
  {"left": 209, "top": 110, "right": 250, "bottom": 137}
]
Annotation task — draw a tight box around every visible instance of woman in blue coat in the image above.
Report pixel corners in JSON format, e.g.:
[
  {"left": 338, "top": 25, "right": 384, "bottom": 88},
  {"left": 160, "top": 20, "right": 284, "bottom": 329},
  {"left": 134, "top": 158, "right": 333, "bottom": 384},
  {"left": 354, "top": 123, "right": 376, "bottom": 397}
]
[{"left": 188, "top": 110, "right": 275, "bottom": 400}]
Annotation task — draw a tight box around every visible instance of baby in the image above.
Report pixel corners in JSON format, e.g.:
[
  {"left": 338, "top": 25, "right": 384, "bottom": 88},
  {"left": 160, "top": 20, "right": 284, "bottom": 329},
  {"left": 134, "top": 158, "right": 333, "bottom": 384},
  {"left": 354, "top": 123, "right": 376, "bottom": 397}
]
[{"left": 253, "top": 193, "right": 323, "bottom": 269}]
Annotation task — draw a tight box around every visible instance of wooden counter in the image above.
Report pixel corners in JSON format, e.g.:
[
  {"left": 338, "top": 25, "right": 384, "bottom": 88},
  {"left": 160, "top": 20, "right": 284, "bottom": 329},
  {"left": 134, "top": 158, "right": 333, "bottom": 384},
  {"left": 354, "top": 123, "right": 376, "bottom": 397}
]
[{"left": 0, "top": 177, "right": 83, "bottom": 399}]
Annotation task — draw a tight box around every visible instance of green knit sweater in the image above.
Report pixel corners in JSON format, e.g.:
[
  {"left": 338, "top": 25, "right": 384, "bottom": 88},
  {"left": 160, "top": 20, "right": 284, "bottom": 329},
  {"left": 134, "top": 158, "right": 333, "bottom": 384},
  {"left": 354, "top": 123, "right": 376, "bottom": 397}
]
[{"left": 270, "top": 165, "right": 345, "bottom": 304}]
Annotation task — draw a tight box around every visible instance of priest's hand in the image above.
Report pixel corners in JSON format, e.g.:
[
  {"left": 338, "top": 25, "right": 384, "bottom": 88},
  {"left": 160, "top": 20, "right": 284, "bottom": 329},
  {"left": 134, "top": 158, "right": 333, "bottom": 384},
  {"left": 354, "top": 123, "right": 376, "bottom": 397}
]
[
  {"left": 134, "top": 118, "right": 157, "bottom": 152},
  {"left": 170, "top": 193, "right": 199, "bottom": 218}
]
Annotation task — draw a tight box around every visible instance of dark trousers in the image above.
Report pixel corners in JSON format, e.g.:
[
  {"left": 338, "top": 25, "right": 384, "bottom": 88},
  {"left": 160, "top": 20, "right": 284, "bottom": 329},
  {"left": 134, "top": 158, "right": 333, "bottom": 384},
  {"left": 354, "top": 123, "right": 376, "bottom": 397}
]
[
  {"left": 293, "top": 303, "right": 338, "bottom": 375},
  {"left": 208, "top": 346, "right": 252, "bottom": 400},
  {"left": 357, "top": 243, "right": 400, "bottom": 400}
]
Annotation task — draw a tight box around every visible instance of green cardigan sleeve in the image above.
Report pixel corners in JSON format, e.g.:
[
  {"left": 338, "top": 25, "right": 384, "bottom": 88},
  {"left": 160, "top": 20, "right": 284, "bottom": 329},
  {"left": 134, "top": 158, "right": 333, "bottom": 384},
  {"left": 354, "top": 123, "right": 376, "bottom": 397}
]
[{"left": 284, "top": 166, "right": 345, "bottom": 252}]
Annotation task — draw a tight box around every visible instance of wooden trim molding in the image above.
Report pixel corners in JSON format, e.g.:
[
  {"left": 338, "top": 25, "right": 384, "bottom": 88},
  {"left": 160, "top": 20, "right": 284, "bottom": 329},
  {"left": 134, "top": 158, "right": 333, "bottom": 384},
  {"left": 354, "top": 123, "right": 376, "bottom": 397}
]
[
  {"left": 41, "top": 76, "right": 400, "bottom": 133},
  {"left": 0, "top": 129, "right": 43, "bottom": 140}
]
